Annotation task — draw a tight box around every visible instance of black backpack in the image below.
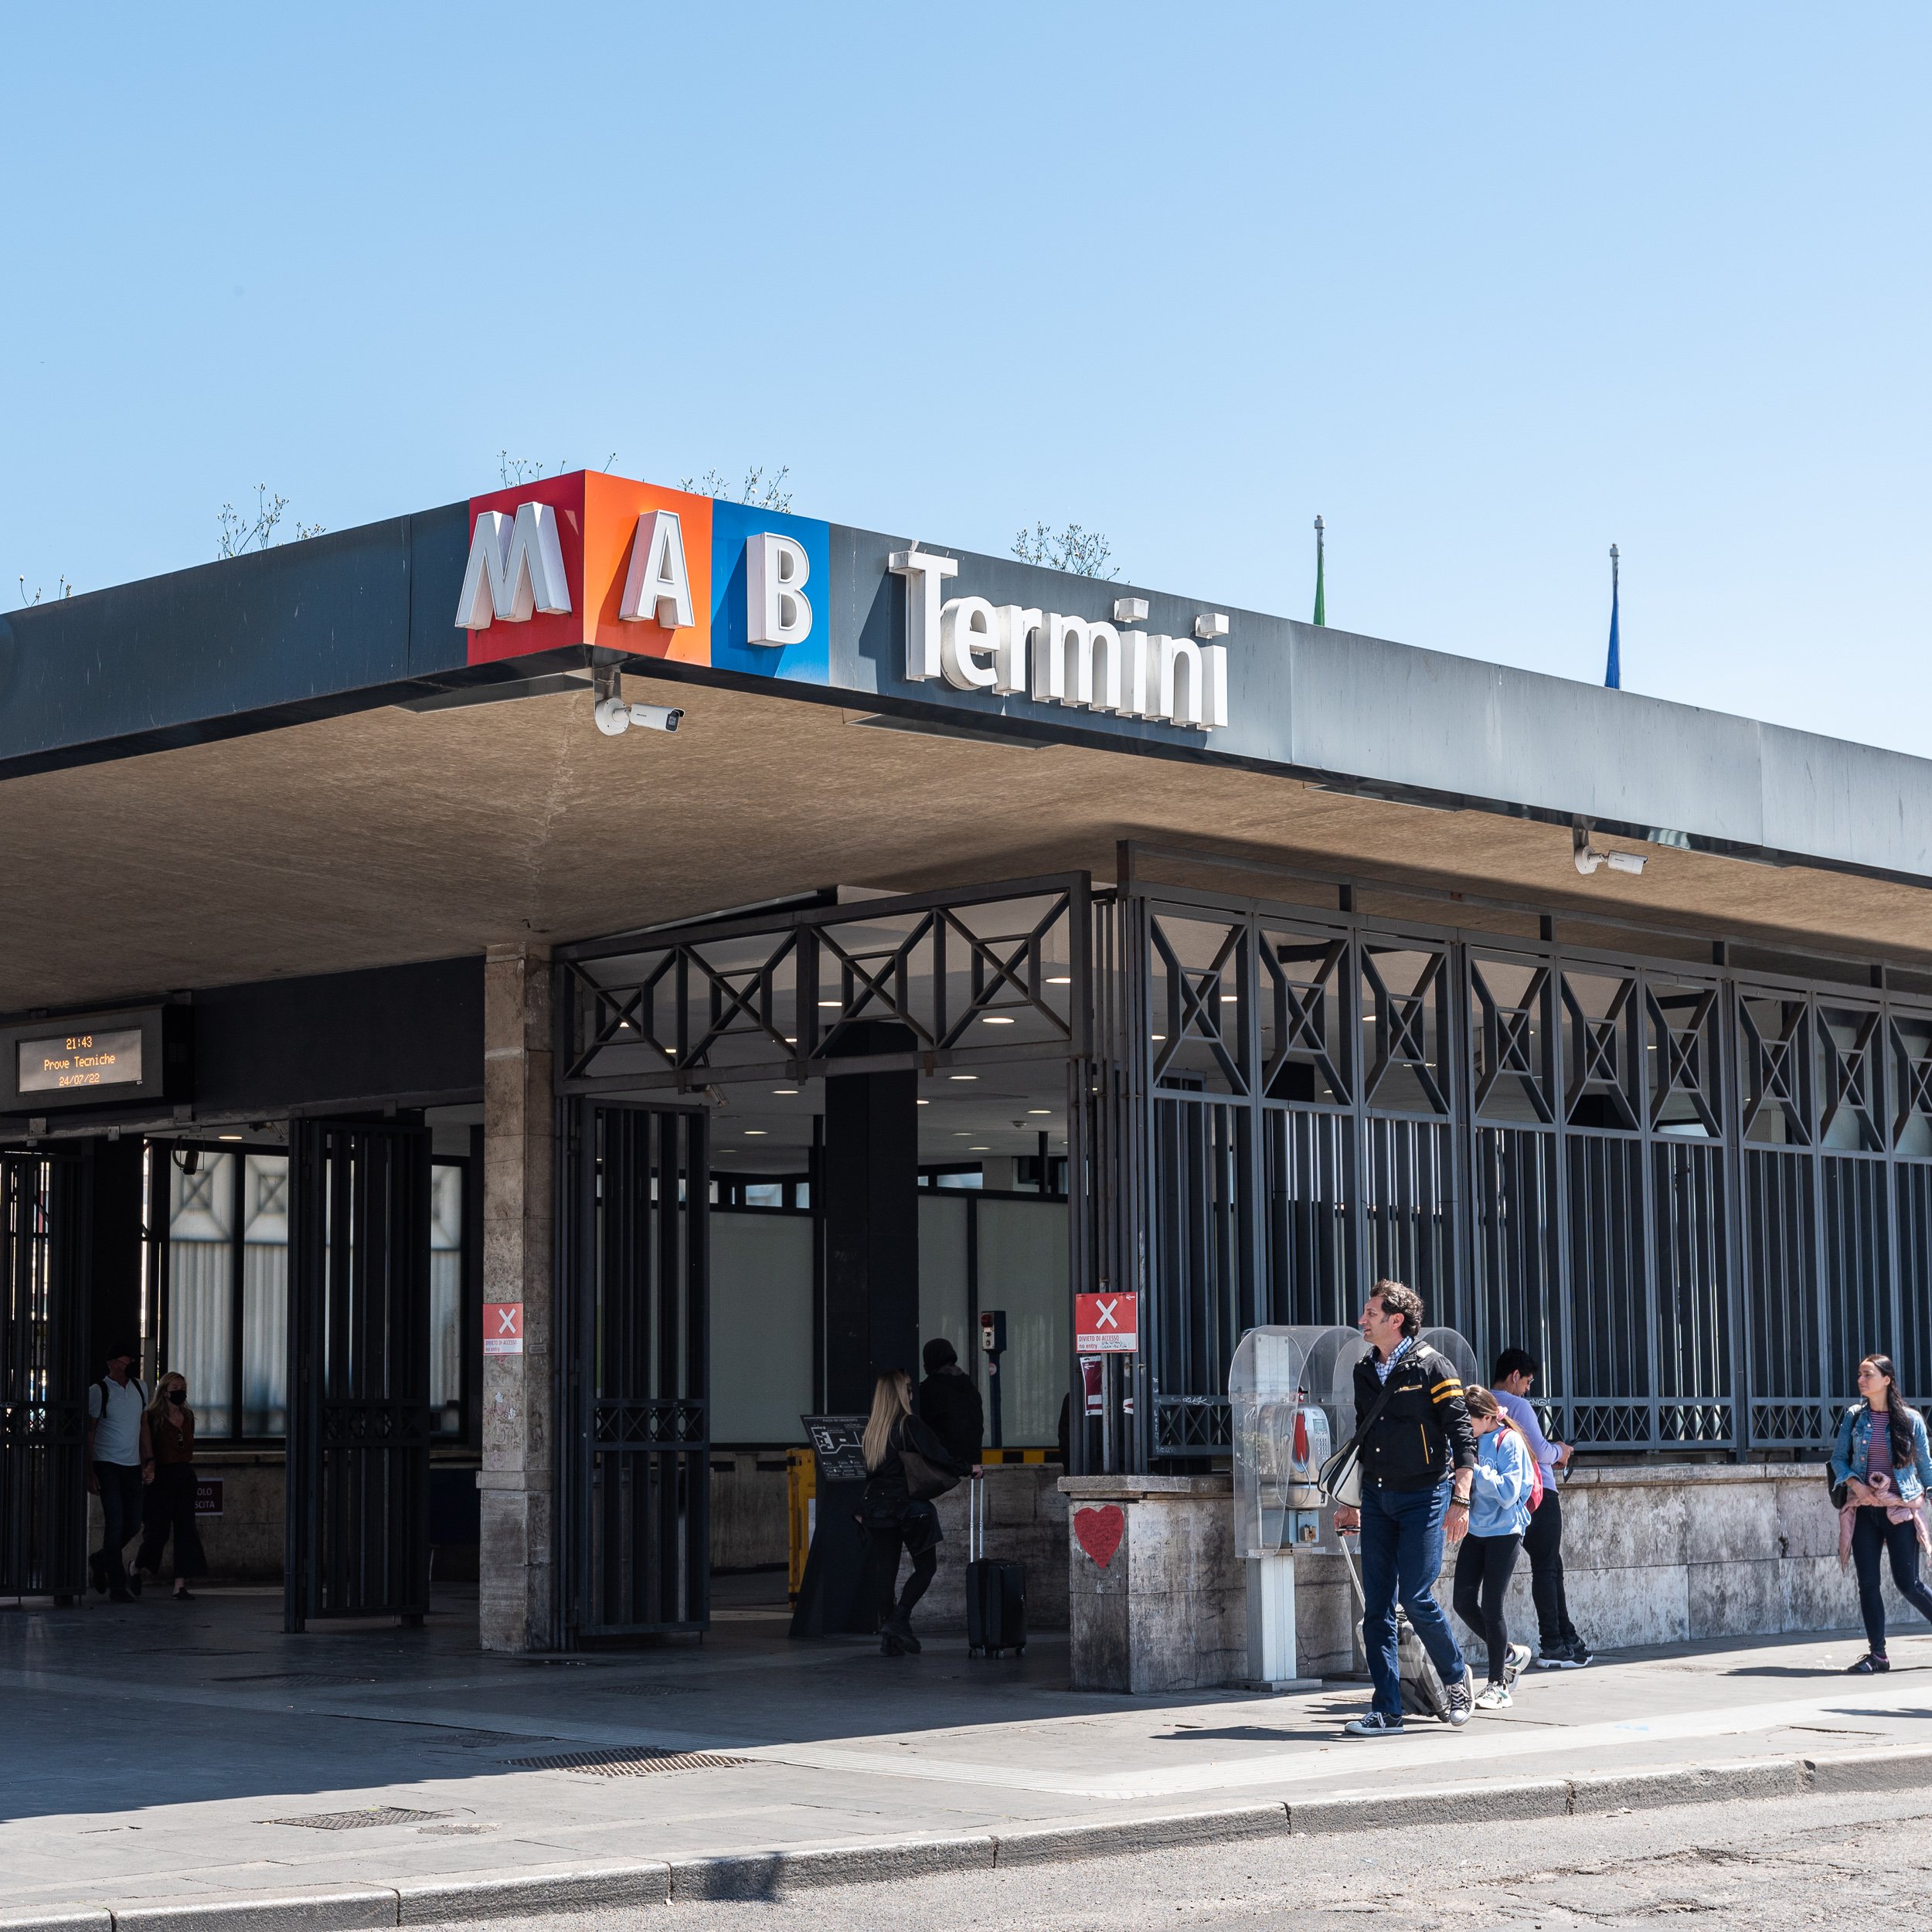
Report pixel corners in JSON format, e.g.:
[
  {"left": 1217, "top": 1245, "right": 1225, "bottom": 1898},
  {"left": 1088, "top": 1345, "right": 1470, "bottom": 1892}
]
[{"left": 95, "top": 1374, "right": 145, "bottom": 1422}]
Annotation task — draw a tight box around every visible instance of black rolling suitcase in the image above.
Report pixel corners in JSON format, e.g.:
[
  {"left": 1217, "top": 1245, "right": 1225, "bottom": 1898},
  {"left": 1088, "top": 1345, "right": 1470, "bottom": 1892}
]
[{"left": 964, "top": 1471, "right": 1027, "bottom": 1658}]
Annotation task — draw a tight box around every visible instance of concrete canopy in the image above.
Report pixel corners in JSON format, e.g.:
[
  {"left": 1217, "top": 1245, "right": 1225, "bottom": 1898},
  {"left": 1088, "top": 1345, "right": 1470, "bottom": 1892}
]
[{"left": 4, "top": 665, "right": 1928, "bottom": 1019}]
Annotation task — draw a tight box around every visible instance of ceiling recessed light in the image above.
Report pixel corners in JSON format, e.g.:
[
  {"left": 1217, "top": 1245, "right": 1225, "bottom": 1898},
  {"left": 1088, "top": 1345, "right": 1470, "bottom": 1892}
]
[
  {"left": 949, "top": 1073, "right": 978, "bottom": 1081},
  {"left": 1046, "top": 975, "right": 1071, "bottom": 985},
  {"left": 744, "top": 1129, "right": 767, "bottom": 1136},
  {"left": 969, "top": 1145, "right": 991, "bottom": 1151},
  {"left": 784, "top": 1036, "right": 798, "bottom": 1044},
  {"left": 818, "top": 1000, "right": 843, "bottom": 1009},
  {"left": 1151, "top": 1033, "right": 1167, "bottom": 1041},
  {"left": 982, "top": 1015, "right": 1015, "bottom": 1025},
  {"left": 218, "top": 1134, "right": 243, "bottom": 1141},
  {"left": 917, "top": 1099, "right": 929, "bottom": 1106},
  {"left": 1028, "top": 1108, "right": 1051, "bottom": 1116},
  {"left": 1220, "top": 994, "right": 1237, "bottom": 1003},
  {"left": 772, "top": 1087, "right": 799, "bottom": 1095},
  {"left": 954, "top": 1131, "right": 972, "bottom": 1137}
]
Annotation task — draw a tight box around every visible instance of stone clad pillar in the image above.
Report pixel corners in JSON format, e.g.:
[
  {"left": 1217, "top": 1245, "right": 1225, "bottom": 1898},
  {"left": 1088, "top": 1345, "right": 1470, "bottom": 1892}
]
[{"left": 478, "top": 942, "right": 556, "bottom": 1652}]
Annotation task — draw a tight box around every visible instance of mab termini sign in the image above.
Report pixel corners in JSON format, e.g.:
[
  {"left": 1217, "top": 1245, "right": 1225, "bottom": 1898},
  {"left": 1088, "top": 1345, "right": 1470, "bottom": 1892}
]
[{"left": 454, "top": 471, "right": 1235, "bottom": 733}]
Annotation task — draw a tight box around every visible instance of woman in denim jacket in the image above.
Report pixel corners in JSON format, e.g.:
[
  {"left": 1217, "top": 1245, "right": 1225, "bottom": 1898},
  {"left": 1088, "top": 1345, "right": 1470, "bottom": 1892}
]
[{"left": 1829, "top": 1352, "right": 1932, "bottom": 1674}]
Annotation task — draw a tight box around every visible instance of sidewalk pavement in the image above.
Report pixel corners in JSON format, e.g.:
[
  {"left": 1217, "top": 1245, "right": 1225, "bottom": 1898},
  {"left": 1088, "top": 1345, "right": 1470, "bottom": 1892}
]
[{"left": 3, "top": 1577, "right": 1930, "bottom": 1927}]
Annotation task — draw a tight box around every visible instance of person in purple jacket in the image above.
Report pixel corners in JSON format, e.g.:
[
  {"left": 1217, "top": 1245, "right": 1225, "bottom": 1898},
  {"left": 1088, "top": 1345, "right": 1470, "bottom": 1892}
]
[{"left": 1493, "top": 1349, "right": 1591, "bottom": 1668}]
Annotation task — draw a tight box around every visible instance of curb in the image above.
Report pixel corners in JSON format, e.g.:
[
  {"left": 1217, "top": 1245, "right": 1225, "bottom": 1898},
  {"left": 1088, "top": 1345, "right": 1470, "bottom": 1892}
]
[{"left": 7, "top": 1746, "right": 1930, "bottom": 1931}]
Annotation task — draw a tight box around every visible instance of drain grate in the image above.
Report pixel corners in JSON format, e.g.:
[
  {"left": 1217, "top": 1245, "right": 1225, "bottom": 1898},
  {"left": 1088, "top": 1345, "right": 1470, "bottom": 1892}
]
[
  {"left": 266, "top": 1807, "right": 451, "bottom": 1830},
  {"left": 509, "top": 1748, "right": 752, "bottom": 1777},
  {"left": 216, "top": 1671, "right": 379, "bottom": 1687},
  {"left": 596, "top": 1682, "right": 713, "bottom": 1698}
]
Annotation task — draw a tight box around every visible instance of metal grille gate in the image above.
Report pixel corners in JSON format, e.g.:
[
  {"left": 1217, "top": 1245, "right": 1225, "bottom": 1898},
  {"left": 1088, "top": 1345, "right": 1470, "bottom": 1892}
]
[
  {"left": 1106, "top": 862, "right": 1932, "bottom": 1468},
  {"left": 0, "top": 1150, "right": 89, "bottom": 1597},
  {"left": 284, "top": 1121, "right": 431, "bottom": 1631},
  {"left": 560, "top": 1101, "right": 709, "bottom": 1641}
]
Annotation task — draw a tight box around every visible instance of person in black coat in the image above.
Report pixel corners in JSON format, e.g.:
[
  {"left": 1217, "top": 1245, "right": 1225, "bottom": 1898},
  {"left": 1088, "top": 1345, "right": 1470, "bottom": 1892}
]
[
  {"left": 918, "top": 1338, "right": 985, "bottom": 1469},
  {"left": 861, "top": 1368, "right": 969, "bottom": 1655}
]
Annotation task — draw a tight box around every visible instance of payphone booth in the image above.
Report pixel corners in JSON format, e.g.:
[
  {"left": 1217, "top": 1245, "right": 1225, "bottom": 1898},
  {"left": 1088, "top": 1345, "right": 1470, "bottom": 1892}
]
[{"left": 1229, "top": 1323, "right": 1365, "bottom": 1691}]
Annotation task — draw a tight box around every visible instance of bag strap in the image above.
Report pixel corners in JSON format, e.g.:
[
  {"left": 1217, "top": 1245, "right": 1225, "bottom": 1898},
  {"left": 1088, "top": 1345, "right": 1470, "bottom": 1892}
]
[{"left": 1341, "top": 1355, "right": 1407, "bottom": 1459}]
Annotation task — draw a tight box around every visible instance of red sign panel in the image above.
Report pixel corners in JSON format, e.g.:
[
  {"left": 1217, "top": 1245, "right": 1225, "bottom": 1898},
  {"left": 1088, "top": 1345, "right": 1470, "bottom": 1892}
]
[
  {"left": 484, "top": 1302, "right": 524, "bottom": 1355},
  {"left": 1075, "top": 1291, "right": 1138, "bottom": 1353}
]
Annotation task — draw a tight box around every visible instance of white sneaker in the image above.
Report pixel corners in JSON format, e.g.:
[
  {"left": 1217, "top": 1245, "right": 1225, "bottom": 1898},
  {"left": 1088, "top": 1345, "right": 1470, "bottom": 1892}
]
[
  {"left": 1475, "top": 1682, "right": 1513, "bottom": 1710},
  {"left": 1503, "top": 1642, "right": 1532, "bottom": 1686}
]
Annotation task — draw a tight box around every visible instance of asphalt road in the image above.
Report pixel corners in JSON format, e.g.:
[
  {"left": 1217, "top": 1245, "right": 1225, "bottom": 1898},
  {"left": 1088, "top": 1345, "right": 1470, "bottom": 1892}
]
[{"left": 464, "top": 1787, "right": 1932, "bottom": 1931}]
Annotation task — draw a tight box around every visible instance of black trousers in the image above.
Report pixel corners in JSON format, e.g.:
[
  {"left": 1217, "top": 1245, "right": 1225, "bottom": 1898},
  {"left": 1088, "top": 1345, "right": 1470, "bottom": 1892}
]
[
  {"left": 1451, "top": 1531, "right": 1523, "bottom": 1682},
  {"left": 136, "top": 1464, "right": 208, "bottom": 1580},
  {"left": 1851, "top": 1506, "right": 1932, "bottom": 1653},
  {"left": 1522, "top": 1487, "right": 1580, "bottom": 1649},
  {"left": 867, "top": 1505, "right": 940, "bottom": 1628},
  {"left": 91, "top": 1462, "right": 145, "bottom": 1593}
]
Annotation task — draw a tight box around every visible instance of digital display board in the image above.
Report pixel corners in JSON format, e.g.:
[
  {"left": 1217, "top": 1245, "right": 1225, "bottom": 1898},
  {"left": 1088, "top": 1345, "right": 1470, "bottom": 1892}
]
[{"left": 17, "top": 1029, "right": 145, "bottom": 1094}]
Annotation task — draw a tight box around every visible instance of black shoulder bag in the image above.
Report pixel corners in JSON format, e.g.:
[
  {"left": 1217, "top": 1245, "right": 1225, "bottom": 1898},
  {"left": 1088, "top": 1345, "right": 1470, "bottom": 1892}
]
[{"left": 1317, "top": 1359, "right": 1407, "bottom": 1506}]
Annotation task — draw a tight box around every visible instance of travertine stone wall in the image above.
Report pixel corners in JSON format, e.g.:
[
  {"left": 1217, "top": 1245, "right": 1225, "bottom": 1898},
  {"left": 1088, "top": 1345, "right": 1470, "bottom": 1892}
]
[
  {"left": 1063, "top": 1464, "right": 1912, "bottom": 1693},
  {"left": 477, "top": 941, "right": 555, "bottom": 1652},
  {"left": 1061, "top": 1475, "right": 1246, "bottom": 1693}
]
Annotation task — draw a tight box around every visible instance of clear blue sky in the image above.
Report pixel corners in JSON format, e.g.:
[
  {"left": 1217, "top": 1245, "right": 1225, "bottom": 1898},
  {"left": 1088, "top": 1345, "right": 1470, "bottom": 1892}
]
[{"left": 4, "top": 5, "right": 1927, "bottom": 753}]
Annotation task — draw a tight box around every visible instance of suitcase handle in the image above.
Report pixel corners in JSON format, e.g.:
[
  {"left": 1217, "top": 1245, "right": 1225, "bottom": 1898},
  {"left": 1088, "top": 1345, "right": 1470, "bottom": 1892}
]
[{"left": 969, "top": 1468, "right": 983, "bottom": 1562}]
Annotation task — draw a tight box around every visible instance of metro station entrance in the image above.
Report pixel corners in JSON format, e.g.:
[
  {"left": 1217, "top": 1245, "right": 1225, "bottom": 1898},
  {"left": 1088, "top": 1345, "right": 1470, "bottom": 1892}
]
[{"left": 556, "top": 876, "right": 1091, "bottom": 1638}]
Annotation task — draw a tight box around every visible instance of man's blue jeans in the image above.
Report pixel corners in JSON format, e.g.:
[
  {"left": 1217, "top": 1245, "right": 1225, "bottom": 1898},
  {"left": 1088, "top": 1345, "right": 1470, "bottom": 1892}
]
[{"left": 1360, "top": 1478, "right": 1468, "bottom": 1718}]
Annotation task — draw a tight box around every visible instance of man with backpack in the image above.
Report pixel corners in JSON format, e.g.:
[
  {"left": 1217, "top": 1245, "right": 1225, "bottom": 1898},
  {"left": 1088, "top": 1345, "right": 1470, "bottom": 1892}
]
[
  {"left": 86, "top": 1342, "right": 153, "bottom": 1602},
  {"left": 1492, "top": 1346, "right": 1591, "bottom": 1668},
  {"left": 1332, "top": 1281, "right": 1478, "bottom": 1736}
]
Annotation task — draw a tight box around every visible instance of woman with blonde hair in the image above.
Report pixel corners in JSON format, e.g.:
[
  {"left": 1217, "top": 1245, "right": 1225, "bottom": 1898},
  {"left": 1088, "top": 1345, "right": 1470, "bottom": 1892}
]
[
  {"left": 859, "top": 1367, "right": 968, "bottom": 1656},
  {"left": 134, "top": 1369, "right": 208, "bottom": 1600}
]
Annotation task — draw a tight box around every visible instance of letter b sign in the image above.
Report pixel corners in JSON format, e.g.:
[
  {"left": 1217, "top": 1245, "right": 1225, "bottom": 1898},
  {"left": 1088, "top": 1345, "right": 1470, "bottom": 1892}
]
[{"left": 748, "top": 532, "right": 812, "bottom": 648}]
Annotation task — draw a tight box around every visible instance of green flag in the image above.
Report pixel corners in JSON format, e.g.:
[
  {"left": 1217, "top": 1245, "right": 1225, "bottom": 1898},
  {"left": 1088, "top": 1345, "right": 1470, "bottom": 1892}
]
[{"left": 1312, "top": 515, "right": 1326, "bottom": 626}]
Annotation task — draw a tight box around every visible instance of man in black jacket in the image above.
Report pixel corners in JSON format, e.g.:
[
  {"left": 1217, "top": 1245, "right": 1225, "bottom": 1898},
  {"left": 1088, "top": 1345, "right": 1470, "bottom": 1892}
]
[
  {"left": 917, "top": 1338, "right": 984, "bottom": 1469},
  {"left": 1332, "top": 1280, "right": 1477, "bottom": 1736}
]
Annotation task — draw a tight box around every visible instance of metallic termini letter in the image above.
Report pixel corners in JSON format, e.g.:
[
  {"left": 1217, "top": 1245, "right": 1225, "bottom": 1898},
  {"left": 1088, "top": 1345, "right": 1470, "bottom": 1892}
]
[{"left": 887, "top": 548, "right": 961, "bottom": 680}]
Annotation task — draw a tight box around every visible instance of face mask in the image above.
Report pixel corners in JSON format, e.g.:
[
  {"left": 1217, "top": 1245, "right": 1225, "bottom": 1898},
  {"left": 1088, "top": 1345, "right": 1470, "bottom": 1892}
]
[{"left": 168, "top": 1389, "right": 186, "bottom": 1404}]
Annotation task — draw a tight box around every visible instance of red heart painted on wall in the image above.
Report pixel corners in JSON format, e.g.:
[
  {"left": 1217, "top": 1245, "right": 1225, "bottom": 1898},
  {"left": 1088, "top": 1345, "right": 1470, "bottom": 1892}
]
[{"left": 1073, "top": 1505, "right": 1125, "bottom": 1570}]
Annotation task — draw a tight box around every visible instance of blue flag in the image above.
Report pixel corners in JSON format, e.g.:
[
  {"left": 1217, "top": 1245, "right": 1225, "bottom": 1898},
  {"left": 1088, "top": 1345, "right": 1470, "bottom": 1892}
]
[{"left": 1605, "top": 545, "right": 1621, "bottom": 689}]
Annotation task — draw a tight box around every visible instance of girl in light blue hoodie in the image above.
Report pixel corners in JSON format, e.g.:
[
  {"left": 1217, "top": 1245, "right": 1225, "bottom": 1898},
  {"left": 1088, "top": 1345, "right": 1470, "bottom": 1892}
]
[{"left": 1451, "top": 1385, "right": 1536, "bottom": 1709}]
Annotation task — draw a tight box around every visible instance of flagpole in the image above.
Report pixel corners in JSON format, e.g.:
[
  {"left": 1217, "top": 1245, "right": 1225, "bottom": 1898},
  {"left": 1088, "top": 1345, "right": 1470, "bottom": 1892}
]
[
  {"left": 1312, "top": 515, "right": 1325, "bottom": 627},
  {"left": 1604, "top": 543, "right": 1621, "bottom": 690}
]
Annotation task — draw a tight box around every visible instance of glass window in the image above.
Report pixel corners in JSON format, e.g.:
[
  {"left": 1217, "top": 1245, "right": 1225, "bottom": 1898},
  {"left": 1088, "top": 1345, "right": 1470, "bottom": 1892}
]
[
  {"left": 165, "top": 1151, "right": 236, "bottom": 1435},
  {"left": 240, "top": 1155, "right": 289, "bottom": 1434},
  {"left": 155, "top": 1142, "right": 468, "bottom": 1442},
  {"left": 429, "top": 1162, "right": 464, "bottom": 1437}
]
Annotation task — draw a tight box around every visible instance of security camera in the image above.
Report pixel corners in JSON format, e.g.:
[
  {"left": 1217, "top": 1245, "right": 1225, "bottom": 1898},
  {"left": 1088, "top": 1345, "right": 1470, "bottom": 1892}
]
[
  {"left": 594, "top": 698, "right": 684, "bottom": 737},
  {"left": 1573, "top": 824, "right": 1645, "bottom": 876}
]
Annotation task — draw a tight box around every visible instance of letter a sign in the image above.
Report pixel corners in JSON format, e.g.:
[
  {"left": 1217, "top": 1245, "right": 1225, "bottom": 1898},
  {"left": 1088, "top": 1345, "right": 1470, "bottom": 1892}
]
[{"left": 1075, "top": 1292, "right": 1138, "bottom": 1354}]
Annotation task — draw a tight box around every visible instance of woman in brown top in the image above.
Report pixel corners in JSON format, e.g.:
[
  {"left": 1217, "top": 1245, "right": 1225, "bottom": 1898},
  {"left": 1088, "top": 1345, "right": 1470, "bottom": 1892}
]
[{"left": 134, "top": 1372, "right": 208, "bottom": 1600}]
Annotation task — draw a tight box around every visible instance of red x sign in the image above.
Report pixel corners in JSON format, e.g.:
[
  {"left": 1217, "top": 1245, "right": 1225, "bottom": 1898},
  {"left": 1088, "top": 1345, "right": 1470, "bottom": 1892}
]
[
  {"left": 484, "top": 1303, "right": 524, "bottom": 1355},
  {"left": 1075, "top": 1292, "right": 1138, "bottom": 1354}
]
